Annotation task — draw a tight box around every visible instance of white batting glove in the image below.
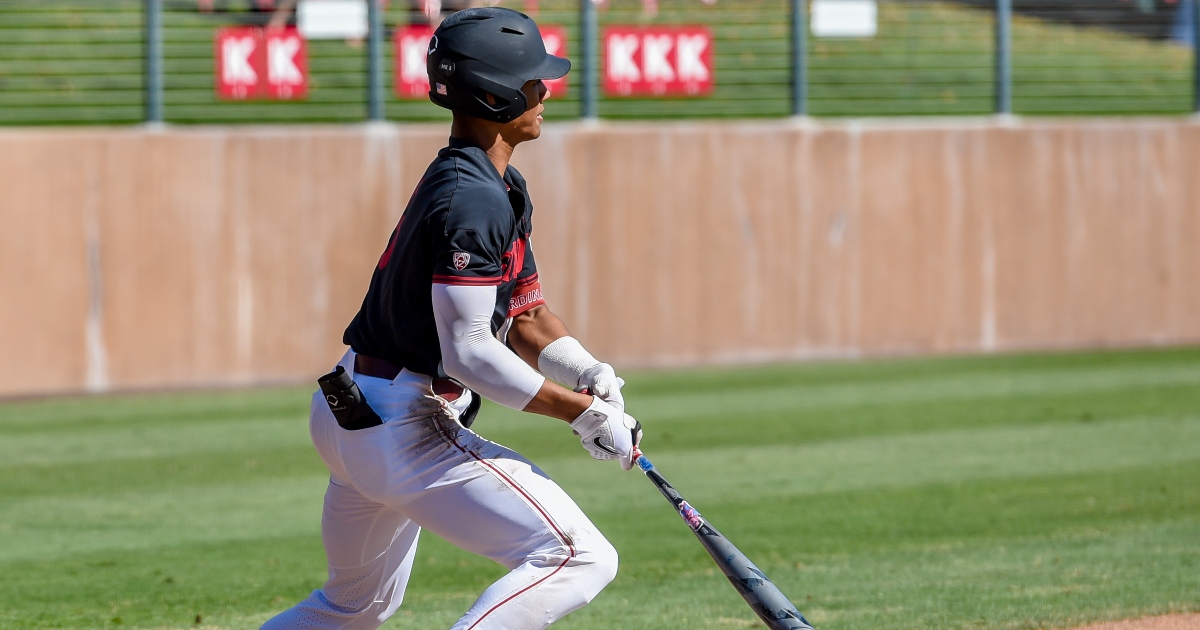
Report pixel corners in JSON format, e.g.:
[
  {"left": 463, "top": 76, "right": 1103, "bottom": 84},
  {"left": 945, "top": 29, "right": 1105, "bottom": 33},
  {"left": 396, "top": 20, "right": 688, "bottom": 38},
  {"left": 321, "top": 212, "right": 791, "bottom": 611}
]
[
  {"left": 577, "top": 363, "right": 625, "bottom": 411},
  {"left": 570, "top": 396, "right": 643, "bottom": 470}
]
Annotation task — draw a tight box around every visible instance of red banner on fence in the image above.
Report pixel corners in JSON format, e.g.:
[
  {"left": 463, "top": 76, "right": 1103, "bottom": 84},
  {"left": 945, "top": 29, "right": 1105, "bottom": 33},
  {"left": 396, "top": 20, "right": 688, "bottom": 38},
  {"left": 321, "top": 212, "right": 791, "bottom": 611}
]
[
  {"left": 265, "top": 28, "right": 308, "bottom": 99},
  {"left": 216, "top": 27, "right": 265, "bottom": 100},
  {"left": 394, "top": 25, "right": 568, "bottom": 100},
  {"left": 603, "top": 26, "right": 713, "bottom": 97},
  {"left": 215, "top": 27, "right": 308, "bottom": 101},
  {"left": 394, "top": 25, "right": 434, "bottom": 99},
  {"left": 540, "top": 26, "right": 568, "bottom": 98}
]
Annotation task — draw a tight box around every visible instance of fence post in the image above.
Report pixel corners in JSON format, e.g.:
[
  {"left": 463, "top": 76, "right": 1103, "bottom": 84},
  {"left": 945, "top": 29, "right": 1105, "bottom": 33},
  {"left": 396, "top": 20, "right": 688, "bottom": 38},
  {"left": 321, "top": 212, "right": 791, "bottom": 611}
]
[
  {"left": 791, "top": 0, "right": 807, "bottom": 116},
  {"left": 368, "top": 0, "right": 385, "bottom": 120},
  {"left": 580, "top": 0, "right": 598, "bottom": 120},
  {"left": 995, "top": 0, "right": 1012, "bottom": 114},
  {"left": 1193, "top": 0, "right": 1200, "bottom": 112},
  {"left": 145, "top": 0, "right": 163, "bottom": 122}
]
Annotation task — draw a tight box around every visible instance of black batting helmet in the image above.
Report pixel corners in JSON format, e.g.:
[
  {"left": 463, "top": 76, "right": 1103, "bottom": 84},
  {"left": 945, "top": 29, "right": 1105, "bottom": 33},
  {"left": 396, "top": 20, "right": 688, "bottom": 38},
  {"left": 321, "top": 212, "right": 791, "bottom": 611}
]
[{"left": 426, "top": 7, "right": 570, "bottom": 123}]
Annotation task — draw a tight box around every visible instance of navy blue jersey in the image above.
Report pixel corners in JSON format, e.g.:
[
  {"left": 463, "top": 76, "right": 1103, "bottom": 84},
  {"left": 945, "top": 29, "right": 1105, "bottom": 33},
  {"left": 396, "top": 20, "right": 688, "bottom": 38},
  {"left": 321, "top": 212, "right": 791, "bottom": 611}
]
[{"left": 343, "top": 138, "right": 544, "bottom": 377}]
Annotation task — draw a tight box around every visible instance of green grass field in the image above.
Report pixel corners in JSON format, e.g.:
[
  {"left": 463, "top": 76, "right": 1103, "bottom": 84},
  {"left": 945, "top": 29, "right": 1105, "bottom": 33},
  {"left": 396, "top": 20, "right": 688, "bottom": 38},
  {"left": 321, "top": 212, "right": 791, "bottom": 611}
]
[{"left": 2, "top": 347, "right": 1199, "bottom": 629}]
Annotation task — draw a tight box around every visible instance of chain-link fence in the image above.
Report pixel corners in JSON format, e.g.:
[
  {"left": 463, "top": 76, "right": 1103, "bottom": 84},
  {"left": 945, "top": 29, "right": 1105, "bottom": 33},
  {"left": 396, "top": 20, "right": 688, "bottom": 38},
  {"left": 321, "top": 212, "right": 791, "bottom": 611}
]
[
  {"left": 163, "top": 1, "right": 368, "bottom": 122},
  {"left": 0, "top": 0, "right": 1196, "bottom": 124},
  {"left": 0, "top": 3, "right": 145, "bottom": 124},
  {"left": 1006, "top": 0, "right": 1192, "bottom": 114},
  {"left": 810, "top": 0, "right": 996, "bottom": 115}
]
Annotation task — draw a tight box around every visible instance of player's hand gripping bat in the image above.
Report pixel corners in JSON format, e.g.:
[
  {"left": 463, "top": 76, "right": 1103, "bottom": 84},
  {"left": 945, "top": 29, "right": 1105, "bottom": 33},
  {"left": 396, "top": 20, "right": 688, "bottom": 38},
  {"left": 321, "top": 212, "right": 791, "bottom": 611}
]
[{"left": 632, "top": 448, "right": 815, "bottom": 630}]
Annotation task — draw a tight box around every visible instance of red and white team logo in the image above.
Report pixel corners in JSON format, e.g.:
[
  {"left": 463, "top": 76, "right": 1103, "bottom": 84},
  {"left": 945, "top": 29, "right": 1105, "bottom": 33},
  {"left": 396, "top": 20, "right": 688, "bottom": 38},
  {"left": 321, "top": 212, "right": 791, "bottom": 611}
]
[
  {"left": 452, "top": 252, "right": 471, "bottom": 271},
  {"left": 509, "top": 287, "right": 543, "bottom": 313}
]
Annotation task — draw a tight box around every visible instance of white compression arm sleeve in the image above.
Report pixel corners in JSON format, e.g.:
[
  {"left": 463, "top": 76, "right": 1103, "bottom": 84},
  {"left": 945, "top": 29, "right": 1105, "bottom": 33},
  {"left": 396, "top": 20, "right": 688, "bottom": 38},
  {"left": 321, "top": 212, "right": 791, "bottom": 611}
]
[
  {"left": 431, "top": 283, "right": 546, "bottom": 411},
  {"left": 537, "top": 336, "right": 601, "bottom": 389}
]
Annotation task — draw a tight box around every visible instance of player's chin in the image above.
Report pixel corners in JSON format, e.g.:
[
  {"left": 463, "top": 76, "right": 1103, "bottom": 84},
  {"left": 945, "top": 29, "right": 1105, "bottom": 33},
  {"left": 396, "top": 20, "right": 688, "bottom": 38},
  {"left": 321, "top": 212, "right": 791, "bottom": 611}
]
[{"left": 525, "top": 120, "right": 543, "bottom": 141}]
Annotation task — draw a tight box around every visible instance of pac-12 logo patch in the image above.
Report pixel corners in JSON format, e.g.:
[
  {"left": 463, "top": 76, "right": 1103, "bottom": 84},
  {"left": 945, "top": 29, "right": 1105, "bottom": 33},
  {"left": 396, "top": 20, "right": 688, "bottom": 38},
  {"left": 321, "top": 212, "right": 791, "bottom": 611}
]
[{"left": 452, "top": 252, "right": 471, "bottom": 271}]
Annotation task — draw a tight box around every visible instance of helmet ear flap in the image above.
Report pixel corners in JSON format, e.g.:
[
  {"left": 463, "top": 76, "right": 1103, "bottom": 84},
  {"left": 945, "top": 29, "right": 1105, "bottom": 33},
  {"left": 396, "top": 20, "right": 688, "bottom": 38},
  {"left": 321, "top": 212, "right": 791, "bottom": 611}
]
[
  {"left": 473, "top": 88, "right": 528, "bottom": 122},
  {"left": 435, "top": 70, "right": 529, "bottom": 123}
]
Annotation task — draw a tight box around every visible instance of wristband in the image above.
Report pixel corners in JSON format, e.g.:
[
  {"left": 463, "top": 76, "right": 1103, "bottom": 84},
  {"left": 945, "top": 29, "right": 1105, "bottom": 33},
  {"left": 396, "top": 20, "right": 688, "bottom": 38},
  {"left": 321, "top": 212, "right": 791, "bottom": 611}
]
[{"left": 537, "top": 336, "right": 600, "bottom": 389}]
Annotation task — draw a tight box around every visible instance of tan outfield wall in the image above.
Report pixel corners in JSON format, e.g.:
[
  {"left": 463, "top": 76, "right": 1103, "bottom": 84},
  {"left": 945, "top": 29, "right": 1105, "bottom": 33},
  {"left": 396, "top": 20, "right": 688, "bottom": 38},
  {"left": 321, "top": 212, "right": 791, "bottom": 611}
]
[{"left": 1, "top": 120, "right": 1198, "bottom": 397}]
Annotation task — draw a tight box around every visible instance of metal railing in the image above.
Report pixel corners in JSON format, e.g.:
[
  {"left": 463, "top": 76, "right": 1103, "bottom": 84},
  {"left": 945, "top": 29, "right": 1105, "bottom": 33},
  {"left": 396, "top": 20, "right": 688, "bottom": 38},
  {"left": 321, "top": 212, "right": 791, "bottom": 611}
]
[{"left": 0, "top": 0, "right": 1197, "bottom": 124}]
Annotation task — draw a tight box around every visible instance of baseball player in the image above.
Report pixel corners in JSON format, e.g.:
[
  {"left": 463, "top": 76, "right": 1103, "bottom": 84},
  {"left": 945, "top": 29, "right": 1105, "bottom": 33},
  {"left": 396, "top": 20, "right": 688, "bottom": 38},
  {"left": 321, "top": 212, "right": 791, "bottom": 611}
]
[{"left": 260, "top": 8, "right": 643, "bottom": 630}]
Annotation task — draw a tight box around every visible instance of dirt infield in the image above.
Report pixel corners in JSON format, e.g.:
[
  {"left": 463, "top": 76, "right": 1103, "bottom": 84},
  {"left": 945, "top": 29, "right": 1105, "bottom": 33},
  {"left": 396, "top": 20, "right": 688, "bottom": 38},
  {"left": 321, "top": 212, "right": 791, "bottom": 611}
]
[{"left": 1070, "top": 614, "right": 1200, "bottom": 630}]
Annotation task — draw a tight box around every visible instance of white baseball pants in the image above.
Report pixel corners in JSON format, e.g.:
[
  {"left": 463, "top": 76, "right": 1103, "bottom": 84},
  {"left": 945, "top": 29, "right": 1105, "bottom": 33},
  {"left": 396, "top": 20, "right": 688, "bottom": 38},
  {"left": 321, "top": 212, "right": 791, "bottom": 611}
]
[{"left": 259, "top": 353, "right": 618, "bottom": 630}]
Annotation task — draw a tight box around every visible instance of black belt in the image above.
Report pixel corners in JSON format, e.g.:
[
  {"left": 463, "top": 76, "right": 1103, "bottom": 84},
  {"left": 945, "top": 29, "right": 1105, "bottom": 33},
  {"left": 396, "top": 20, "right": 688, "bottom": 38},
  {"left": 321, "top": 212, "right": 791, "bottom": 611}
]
[{"left": 354, "top": 355, "right": 465, "bottom": 401}]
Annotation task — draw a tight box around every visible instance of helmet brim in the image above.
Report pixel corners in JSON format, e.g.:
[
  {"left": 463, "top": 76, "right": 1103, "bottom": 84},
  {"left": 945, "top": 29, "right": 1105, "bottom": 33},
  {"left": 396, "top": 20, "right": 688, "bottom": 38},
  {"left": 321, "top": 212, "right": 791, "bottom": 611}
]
[{"left": 530, "top": 54, "right": 571, "bottom": 81}]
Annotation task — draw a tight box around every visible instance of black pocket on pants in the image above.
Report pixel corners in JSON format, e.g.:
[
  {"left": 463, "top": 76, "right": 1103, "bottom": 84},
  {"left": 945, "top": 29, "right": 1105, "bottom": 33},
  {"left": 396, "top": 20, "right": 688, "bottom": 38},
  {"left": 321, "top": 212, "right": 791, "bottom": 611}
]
[{"left": 318, "top": 366, "right": 384, "bottom": 431}]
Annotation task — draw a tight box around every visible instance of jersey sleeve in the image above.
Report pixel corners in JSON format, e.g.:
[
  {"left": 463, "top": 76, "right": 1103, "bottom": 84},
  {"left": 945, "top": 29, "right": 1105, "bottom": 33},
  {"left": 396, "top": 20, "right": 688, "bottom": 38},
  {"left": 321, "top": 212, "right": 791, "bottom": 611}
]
[
  {"left": 508, "top": 237, "right": 546, "bottom": 317},
  {"left": 431, "top": 189, "right": 510, "bottom": 286}
]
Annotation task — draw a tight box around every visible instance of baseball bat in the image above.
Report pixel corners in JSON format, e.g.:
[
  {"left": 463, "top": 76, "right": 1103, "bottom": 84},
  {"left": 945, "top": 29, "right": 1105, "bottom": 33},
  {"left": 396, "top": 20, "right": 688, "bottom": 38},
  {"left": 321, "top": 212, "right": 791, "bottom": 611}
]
[{"left": 633, "top": 448, "right": 815, "bottom": 630}]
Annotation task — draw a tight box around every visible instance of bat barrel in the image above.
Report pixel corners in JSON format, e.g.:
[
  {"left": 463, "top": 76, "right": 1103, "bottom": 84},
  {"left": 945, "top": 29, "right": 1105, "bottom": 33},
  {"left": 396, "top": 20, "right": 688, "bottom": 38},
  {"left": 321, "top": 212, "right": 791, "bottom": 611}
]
[
  {"left": 697, "top": 520, "right": 815, "bottom": 630},
  {"left": 633, "top": 452, "right": 816, "bottom": 630}
]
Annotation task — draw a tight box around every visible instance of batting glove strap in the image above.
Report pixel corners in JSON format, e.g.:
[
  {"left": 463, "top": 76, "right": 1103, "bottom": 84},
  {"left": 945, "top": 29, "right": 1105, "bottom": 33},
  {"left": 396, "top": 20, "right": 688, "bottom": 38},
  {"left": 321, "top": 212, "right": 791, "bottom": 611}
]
[{"left": 570, "top": 396, "right": 643, "bottom": 470}]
